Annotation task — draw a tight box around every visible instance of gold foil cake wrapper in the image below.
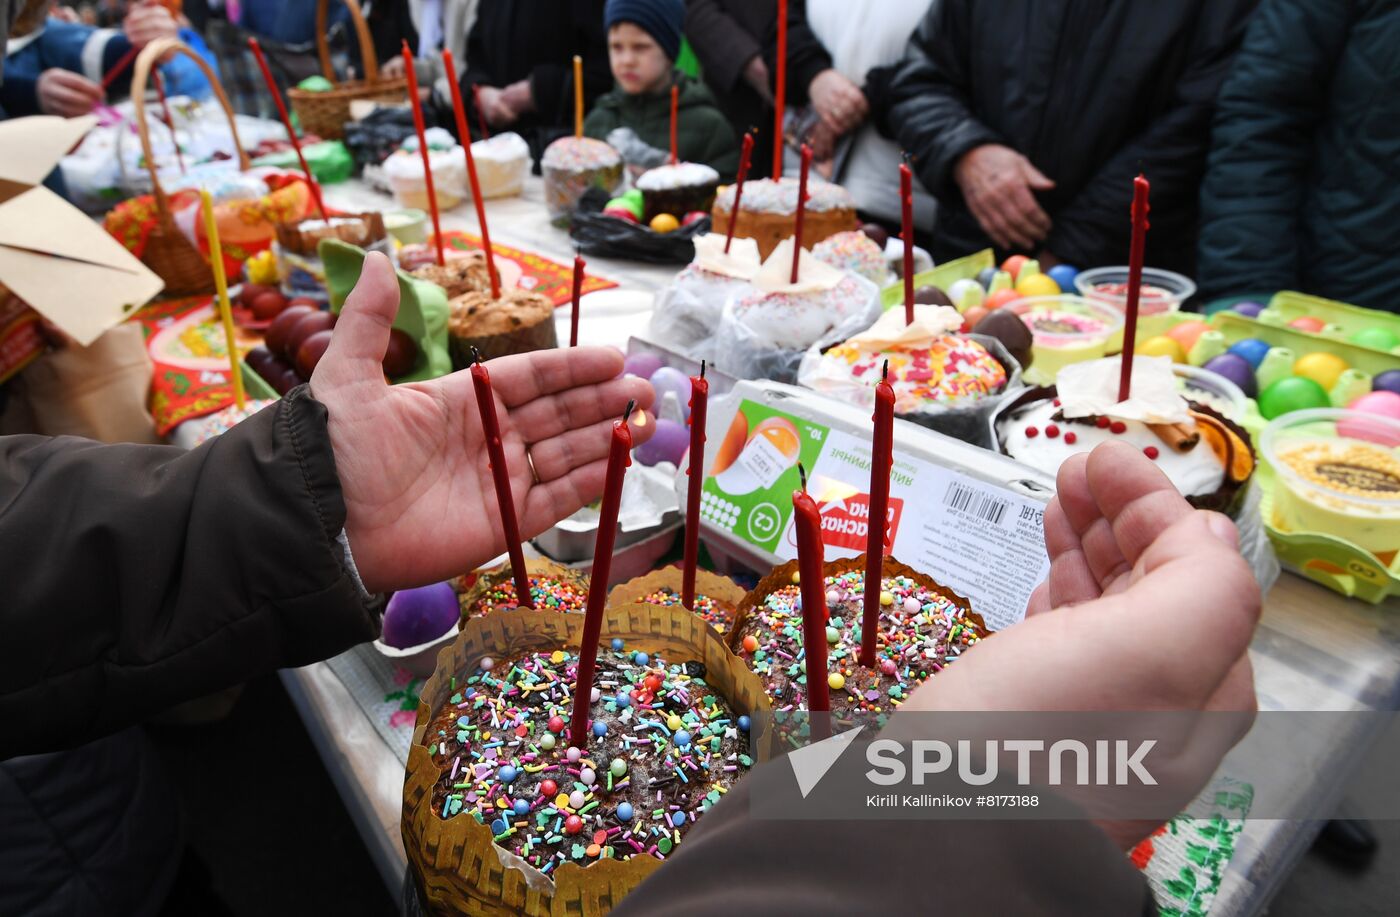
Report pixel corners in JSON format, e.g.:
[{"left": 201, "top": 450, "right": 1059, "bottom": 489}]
[
  {"left": 403, "top": 603, "right": 775, "bottom": 916},
  {"left": 607, "top": 567, "right": 748, "bottom": 633},
  {"left": 458, "top": 558, "right": 590, "bottom": 625}
]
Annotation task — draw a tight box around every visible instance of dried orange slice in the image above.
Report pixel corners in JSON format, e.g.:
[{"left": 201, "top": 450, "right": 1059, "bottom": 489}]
[{"left": 1192, "top": 411, "right": 1254, "bottom": 482}]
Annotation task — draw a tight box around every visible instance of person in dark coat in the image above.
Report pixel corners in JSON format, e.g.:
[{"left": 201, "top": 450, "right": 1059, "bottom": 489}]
[
  {"left": 683, "top": 0, "right": 775, "bottom": 177},
  {"left": 874, "top": 0, "right": 1258, "bottom": 274},
  {"left": 456, "top": 0, "right": 610, "bottom": 161},
  {"left": 1198, "top": 0, "right": 1400, "bottom": 311}
]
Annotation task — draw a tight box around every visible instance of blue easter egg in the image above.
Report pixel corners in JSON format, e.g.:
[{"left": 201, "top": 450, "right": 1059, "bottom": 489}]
[
  {"left": 1046, "top": 264, "right": 1079, "bottom": 293},
  {"left": 976, "top": 267, "right": 998, "bottom": 290},
  {"left": 1227, "top": 338, "right": 1272, "bottom": 369}
]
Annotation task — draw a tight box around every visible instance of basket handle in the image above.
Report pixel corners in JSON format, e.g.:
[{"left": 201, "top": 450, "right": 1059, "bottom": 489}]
[
  {"left": 131, "top": 37, "right": 251, "bottom": 221},
  {"left": 316, "top": 0, "right": 380, "bottom": 86}
]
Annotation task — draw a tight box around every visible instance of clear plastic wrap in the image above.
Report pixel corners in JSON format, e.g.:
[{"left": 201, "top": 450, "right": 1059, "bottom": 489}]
[{"left": 648, "top": 264, "right": 754, "bottom": 361}]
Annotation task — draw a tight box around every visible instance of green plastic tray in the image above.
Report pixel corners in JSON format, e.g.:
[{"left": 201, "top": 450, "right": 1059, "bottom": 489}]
[
  {"left": 1262, "top": 290, "right": 1400, "bottom": 351},
  {"left": 1208, "top": 312, "right": 1400, "bottom": 378},
  {"left": 880, "top": 249, "right": 995, "bottom": 310}
]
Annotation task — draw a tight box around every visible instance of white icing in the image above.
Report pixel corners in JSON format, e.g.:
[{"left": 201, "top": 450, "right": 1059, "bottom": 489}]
[
  {"left": 999, "top": 401, "right": 1224, "bottom": 497},
  {"left": 732, "top": 275, "right": 872, "bottom": 348},
  {"left": 541, "top": 136, "right": 621, "bottom": 170},
  {"left": 714, "top": 177, "right": 855, "bottom": 215},
  {"left": 636, "top": 162, "right": 720, "bottom": 191}
]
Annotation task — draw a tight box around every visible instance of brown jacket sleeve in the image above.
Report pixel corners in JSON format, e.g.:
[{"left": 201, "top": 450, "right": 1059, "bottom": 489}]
[
  {"left": 0, "top": 386, "right": 378, "bottom": 759},
  {"left": 684, "top": 0, "right": 764, "bottom": 94}
]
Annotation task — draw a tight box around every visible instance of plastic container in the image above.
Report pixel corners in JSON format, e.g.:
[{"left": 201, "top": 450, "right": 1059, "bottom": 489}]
[
  {"left": 1006, "top": 295, "right": 1125, "bottom": 385},
  {"left": 1260, "top": 408, "right": 1400, "bottom": 559},
  {"left": 383, "top": 208, "right": 427, "bottom": 245},
  {"left": 1076, "top": 266, "right": 1195, "bottom": 350},
  {"left": 1174, "top": 362, "right": 1248, "bottom": 422}
]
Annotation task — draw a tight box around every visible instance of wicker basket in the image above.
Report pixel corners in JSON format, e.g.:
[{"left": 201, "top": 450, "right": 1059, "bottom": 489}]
[
  {"left": 288, "top": 0, "right": 409, "bottom": 140},
  {"left": 129, "top": 37, "right": 251, "bottom": 297}
]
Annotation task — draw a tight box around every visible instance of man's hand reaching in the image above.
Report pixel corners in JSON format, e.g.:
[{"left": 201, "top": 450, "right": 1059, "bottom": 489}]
[{"left": 311, "top": 254, "right": 655, "bottom": 593}]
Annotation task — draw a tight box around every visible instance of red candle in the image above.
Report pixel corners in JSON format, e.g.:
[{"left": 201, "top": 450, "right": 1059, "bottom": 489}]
[
  {"left": 152, "top": 71, "right": 186, "bottom": 176},
  {"left": 1117, "top": 173, "right": 1152, "bottom": 402},
  {"left": 569, "top": 252, "right": 585, "bottom": 347},
  {"left": 681, "top": 362, "right": 709, "bottom": 610},
  {"left": 859, "top": 361, "right": 894, "bottom": 667},
  {"left": 570, "top": 404, "right": 636, "bottom": 747},
  {"left": 773, "top": 0, "right": 788, "bottom": 180},
  {"left": 403, "top": 40, "right": 444, "bottom": 267},
  {"left": 469, "top": 356, "right": 534, "bottom": 609},
  {"left": 247, "top": 37, "right": 327, "bottom": 221},
  {"left": 901, "top": 161, "right": 914, "bottom": 326},
  {"left": 669, "top": 83, "right": 680, "bottom": 166},
  {"left": 444, "top": 50, "right": 501, "bottom": 298},
  {"left": 471, "top": 83, "right": 490, "bottom": 139},
  {"left": 724, "top": 133, "right": 754, "bottom": 254},
  {"left": 792, "top": 465, "right": 830, "bottom": 718},
  {"left": 790, "top": 143, "right": 812, "bottom": 284}
]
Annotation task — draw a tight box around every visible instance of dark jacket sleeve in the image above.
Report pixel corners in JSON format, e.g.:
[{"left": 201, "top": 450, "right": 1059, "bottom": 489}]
[
  {"left": 883, "top": 0, "right": 1001, "bottom": 201},
  {"left": 1044, "top": 0, "right": 1257, "bottom": 269},
  {"left": 0, "top": 386, "right": 379, "bottom": 760},
  {"left": 530, "top": 0, "right": 610, "bottom": 127},
  {"left": 612, "top": 758, "right": 1156, "bottom": 916},
  {"left": 684, "top": 0, "right": 763, "bottom": 94},
  {"left": 1196, "top": 0, "right": 1350, "bottom": 300},
  {"left": 778, "top": 0, "right": 834, "bottom": 105}
]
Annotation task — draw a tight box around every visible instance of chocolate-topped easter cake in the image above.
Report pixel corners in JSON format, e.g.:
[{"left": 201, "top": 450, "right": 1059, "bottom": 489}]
[
  {"left": 422, "top": 639, "right": 752, "bottom": 873},
  {"left": 608, "top": 569, "right": 747, "bottom": 635},
  {"left": 730, "top": 558, "right": 986, "bottom": 723},
  {"left": 458, "top": 562, "right": 590, "bottom": 620}
]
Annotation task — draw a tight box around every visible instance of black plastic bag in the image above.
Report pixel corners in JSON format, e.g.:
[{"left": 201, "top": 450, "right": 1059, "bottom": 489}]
[
  {"left": 568, "top": 187, "right": 710, "bottom": 264},
  {"left": 343, "top": 109, "right": 417, "bottom": 174}
]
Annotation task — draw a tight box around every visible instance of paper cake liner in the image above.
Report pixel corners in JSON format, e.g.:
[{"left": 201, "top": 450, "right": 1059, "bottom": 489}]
[
  {"left": 458, "top": 558, "right": 590, "bottom": 625},
  {"left": 606, "top": 567, "right": 747, "bottom": 633},
  {"left": 990, "top": 386, "right": 1256, "bottom": 516},
  {"left": 728, "top": 554, "right": 990, "bottom": 652},
  {"left": 403, "top": 603, "right": 775, "bottom": 916}
]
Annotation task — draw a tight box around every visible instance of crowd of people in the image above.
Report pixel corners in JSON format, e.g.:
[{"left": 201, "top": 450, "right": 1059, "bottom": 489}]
[
  {"left": 3, "top": 0, "right": 1397, "bottom": 308},
  {"left": 0, "top": 0, "right": 1382, "bottom": 913}
]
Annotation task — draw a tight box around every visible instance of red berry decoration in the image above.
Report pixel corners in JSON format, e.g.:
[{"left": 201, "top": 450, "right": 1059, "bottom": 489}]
[
  {"left": 1109, "top": 421, "right": 1127, "bottom": 434},
  {"left": 1063, "top": 432, "right": 1078, "bottom": 444},
  {"left": 547, "top": 715, "right": 565, "bottom": 733},
  {"left": 1095, "top": 416, "right": 1110, "bottom": 428},
  {"left": 1144, "top": 446, "right": 1160, "bottom": 459},
  {"left": 540, "top": 779, "right": 558, "bottom": 797},
  {"left": 644, "top": 673, "right": 664, "bottom": 692},
  {"left": 1045, "top": 424, "right": 1059, "bottom": 438},
  {"left": 565, "top": 815, "right": 584, "bottom": 835},
  {"left": 1025, "top": 426, "right": 1039, "bottom": 438}
]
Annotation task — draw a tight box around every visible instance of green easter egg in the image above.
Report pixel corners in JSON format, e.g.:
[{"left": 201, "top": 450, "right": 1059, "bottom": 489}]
[
  {"left": 297, "top": 75, "right": 335, "bottom": 93},
  {"left": 1258, "top": 376, "right": 1331, "bottom": 420},
  {"left": 1349, "top": 327, "right": 1400, "bottom": 351},
  {"left": 622, "top": 189, "right": 644, "bottom": 206}
]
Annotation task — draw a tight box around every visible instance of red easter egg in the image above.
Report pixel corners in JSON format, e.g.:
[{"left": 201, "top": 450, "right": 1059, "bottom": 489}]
[
  {"left": 1001, "top": 255, "right": 1028, "bottom": 280},
  {"left": 1289, "top": 316, "right": 1326, "bottom": 333},
  {"left": 985, "top": 289, "right": 1023, "bottom": 311},
  {"left": 1166, "top": 319, "right": 1210, "bottom": 351}
]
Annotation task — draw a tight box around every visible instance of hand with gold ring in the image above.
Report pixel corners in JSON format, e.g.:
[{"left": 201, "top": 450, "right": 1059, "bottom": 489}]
[{"left": 311, "top": 253, "right": 655, "bottom": 593}]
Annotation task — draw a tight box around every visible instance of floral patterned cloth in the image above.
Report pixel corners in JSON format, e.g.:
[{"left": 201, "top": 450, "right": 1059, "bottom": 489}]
[{"left": 1135, "top": 779, "right": 1253, "bottom": 917}]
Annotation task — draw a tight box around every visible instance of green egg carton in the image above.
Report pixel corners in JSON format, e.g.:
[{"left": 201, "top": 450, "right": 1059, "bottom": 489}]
[
  {"left": 1254, "top": 459, "right": 1400, "bottom": 604},
  {"left": 880, "top": 248, "right": 995, "bottom": 311},
  {"left": 1208, "top": 311, "right": 1400, "bottom": 378},
  {"left": 1263, "top": 290, "right": 1400, "bottom": 351},
  {"left": 241, "top": 360, "right": 280, "bottom": 400}
]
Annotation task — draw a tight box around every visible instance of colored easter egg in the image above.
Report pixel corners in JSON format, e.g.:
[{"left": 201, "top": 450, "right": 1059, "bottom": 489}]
[
  {"left": 961, "top": 305, "right": 989, "bottom": 330},
  {"left": 650, "top": 213, "right": 680, "bottom": 233},
  {"left": 1137, "top": 336, "right": 1186, "bottom": 363},
  {"left": 623, "top": 352, "right": 664, "bottom": 379},
  {"left": 1292, "top": 351, "right": 1350, "bottom": 391},
  {"left": 1288, "top": 316, "right": 1326, "bottom": 334},
  {"left": 1349, "top": 327, "right": 1400, "bottom": 351},
  {"left": 984, "top": 289, "right": 1022, "bottom": 311},
  {"left": 1257, "top": 376, "right": 1330, "bottom": 420},
  {"left": 1226, "top": 338, "right": 1272, "bottom": 369},
  {"left": 1373, "top": 370, "right": 1400, "bottom": 395},
  {"left": 649, "top": 366, "right": 693, "bottom": 418},
  {"left": 1203, "top": 353, "right": 1257, "bottom": 398},
  {"left": 976, "top": 267, "right": 998, "bottom": 290},
  {"left": 1001, "top": 255, "right": 1028, "bottom": 280},
  {"left": 381, "top": 583, "right": 458, "bottom": 648},
  {"left": 1015, "top": 272, "right": 1060, "bottom": 297},
  {"left": 1166, "top": 320, "right": 1211, "bottom": 352},
  {"left": 1347, "top": 390, "right": 1400, "bottom": 420},
  {"left": 947, "top": 278, "right": 985, "bottom": 311},
  {"left": 1232, "top": 300, "right": 1265, "bottom": 318},
  {"left": 634, "top": 418, "right": 690, "bottom": 466},
  {"left": 1046, "top": 264, "right": 1079, "bottom": 292}
]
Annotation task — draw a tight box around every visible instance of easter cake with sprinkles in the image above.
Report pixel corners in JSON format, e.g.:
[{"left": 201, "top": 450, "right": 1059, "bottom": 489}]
[
  {"left": 608, "top": 568, "right": 748, "bottom": 635},
  {"left": 730, "top": 556, "right": 987, "bottom": 725},
  {"left": 402, "top": 604, "right": 772, "bottom": 914},
  {"left": 458, "top": 558, "right": 590, "bottom": 621}
]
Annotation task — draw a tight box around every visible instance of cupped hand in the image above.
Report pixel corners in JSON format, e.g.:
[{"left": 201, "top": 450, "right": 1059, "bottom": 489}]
[
  {"left": 36, "top": 69, "right": 105, "bottom": 117},
  {"left": 311, "top": 253, "right": 655, "bottom": 593},
  {"left": 808, "top": 68, "right": 867, "bottom": 136},
  {"left": 953, "top": 143, "right": 1055, "bottom": 251},
  {"left": 124, "top": 2, "right": 179, "bottom": 49},
  {"left": 898, "top": 441, "right": 1260, "bottom": 847}
]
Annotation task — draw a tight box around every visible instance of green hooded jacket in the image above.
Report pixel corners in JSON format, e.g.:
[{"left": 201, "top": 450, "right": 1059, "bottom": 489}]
[{"left": 584, "top": 72, "right": 741, "bottom": 180}]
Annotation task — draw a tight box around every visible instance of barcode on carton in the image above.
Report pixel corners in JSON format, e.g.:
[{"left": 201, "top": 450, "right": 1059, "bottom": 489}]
[{"left": 943, "top": 482, "right": 1009, "bottom": 526}]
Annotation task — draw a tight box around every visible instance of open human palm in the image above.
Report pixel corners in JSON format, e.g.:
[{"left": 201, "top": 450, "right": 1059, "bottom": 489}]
[{"left": 311, "top": 253, "right": 655, "bottom": 593}]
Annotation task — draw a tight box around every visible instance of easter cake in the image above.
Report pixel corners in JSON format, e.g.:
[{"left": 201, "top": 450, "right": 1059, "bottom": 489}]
[
  {"left": 710, "top": 177, "right": 858, "bottom": 260},
  {"left": 458, "top": 559, "right": 590, "bottom": 621},
  {"left": 608, "top": 568, "right": 748, "bottom": 635},
  {"left": 541, "top": 137, "right": 624, "bottom": 224},
  {"left": 447, "top": 288, "right": 558, "bottom": 368},
  {"left": 635, "top": 162, "right": 720, "bottom": 223}
]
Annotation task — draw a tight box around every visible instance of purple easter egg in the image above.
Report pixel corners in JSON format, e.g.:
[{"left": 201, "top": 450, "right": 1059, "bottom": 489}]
[
  {"left": 1374, "top": 370, "right": 1400, "bottom": 396},
  {"left": 648, "top": 366, "right": 693, "bottom": 418},
  {"left": 634, "top": 417, "right": 690, "bottom": 466},
  {"left": 382, "top": 582, "right": 459, "bottom": 648},
  {"left": 623, "top": 352, "right": 664, "bottom": 380},
  {"left": 1203, "top": 353, "right": 1257, "bottom": 398},
  {"left": 1233, "top": 300, "right": 1266, "bottom": 318}
]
